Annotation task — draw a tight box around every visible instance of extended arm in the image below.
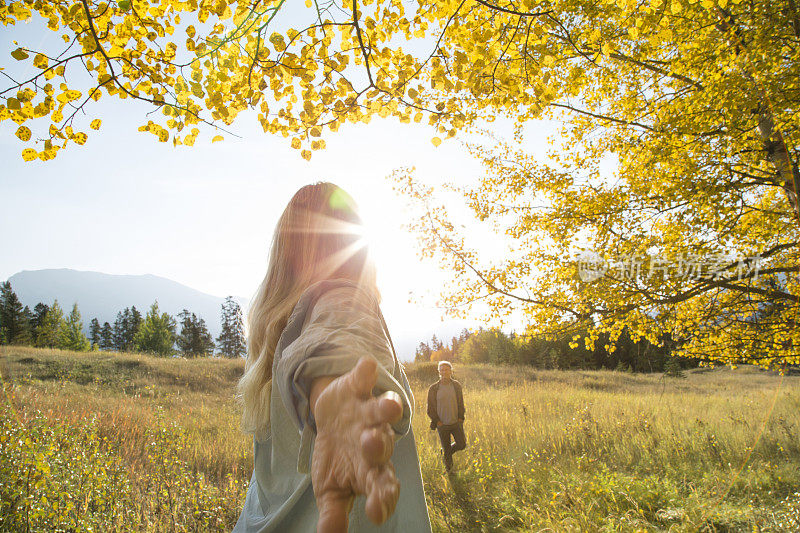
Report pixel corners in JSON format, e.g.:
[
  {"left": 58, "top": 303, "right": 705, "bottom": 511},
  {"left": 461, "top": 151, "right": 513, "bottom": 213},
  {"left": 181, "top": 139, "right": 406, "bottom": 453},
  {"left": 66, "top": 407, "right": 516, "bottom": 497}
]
[{"left": 310, "top": 358, "right": 402, "bottom": 532}]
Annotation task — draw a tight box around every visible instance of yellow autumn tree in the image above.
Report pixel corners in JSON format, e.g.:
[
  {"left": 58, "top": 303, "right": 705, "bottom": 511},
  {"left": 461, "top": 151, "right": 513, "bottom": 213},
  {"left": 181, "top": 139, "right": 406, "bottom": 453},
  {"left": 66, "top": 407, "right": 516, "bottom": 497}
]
[
  {"left": 390, "top": 0, "right": 799, "bottom": 368},
  {"left": 2, "top": 0, "right": 797, "bottom": 365}
]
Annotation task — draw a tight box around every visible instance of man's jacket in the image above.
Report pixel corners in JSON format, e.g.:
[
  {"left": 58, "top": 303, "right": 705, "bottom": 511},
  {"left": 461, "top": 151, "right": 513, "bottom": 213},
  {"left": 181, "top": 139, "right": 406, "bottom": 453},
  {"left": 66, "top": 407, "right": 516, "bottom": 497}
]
[{"left": 426, "top": 379, "right": 465, "bottom": 430}]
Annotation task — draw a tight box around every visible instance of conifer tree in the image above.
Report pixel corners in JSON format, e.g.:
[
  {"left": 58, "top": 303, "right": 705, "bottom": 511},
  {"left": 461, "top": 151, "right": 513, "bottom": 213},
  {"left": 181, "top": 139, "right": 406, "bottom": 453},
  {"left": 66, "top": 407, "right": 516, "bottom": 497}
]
[
  {"left": 176, "top": 309, "right": 215, "bottom": 357},
  {"left": 31, "top": 303, "right": 49, "bottom": 335},
  {"left": 134, "top": 301, "right": 176, "bottom": 356},
  {"left": 113, "top": 308, "right": 136, "bottom": 351},
  {"left": 414, "top": 342, "right": 432, "bottom": 363},
  {"left": 22, "top": 306, "right": 34, "bottom": 344},
  {"left": 89, "top": 318, "right": 101, "bottom": 349},
  {"left": 0, "top": 282, "right": 29, "bottom": 345},
  {"left": 59, "top": 303, "right": 90, "bottom": 351},
  {"left": 217, "top": 296, "right": 246, "bottom": 358},
  {"left": 100, "top": 322, "right": 114, "bottom": 350},
  {"left": 36, "top": 300, "right": 63, "bottom": 348},
  {"left": 130, "top": 306, "right": 143, "bottom": 343},
  {"left": 430, "top": 335, "right": 443, "bottom": 352}
]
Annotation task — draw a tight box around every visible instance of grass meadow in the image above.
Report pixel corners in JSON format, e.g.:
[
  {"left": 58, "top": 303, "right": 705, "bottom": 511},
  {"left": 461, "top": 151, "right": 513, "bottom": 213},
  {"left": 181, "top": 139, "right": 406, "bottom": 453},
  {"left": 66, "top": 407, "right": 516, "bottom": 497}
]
[{"left": 1, "top": 346, "right": 799, "bottom": 532}]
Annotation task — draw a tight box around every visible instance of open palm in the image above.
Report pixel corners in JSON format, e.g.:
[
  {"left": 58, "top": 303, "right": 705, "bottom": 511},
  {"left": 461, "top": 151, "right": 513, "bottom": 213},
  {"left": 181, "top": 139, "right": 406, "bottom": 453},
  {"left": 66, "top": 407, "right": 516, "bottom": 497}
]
[{"left": 311, "top": 357, "right": 403, "bottom": 533}]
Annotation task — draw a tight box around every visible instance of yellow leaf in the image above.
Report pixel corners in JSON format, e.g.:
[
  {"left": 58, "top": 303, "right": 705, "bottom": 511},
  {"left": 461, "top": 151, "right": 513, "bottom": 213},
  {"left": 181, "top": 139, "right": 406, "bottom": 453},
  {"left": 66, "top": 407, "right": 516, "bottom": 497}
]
[
  {"left": 301, "top": 149, "right": 311, "bottom": 160},
  {"left": 16, "top": 126, "right": 31, "bottom": 141},
  {"left": 90, "top": 119, "right": 101, "bottom": 130},
  {"left": 33, "top": 54, "right": 48, "bottom": 69},
  {"left": 11, "top": 48, "right": 29, "bottom": 61},
  {"left": 22, "top": 148, "right": 37, "bottom": 161},
  {"left": 431, "top": 136, "right": 442, "bottom": 147},
  {"left": 310, "top": 126, "right": 321, "bottom": 137},
  {"left": 291, "top": 137, "right": 301, "bottom": 149},
  {"left": 212, "top": 135, "right": 224, "bottom": 142},
  {"left": 73, "top": 132, "right": 87, "bottom": 145},
  {"left": 671, "top": 0, "right": 682, "bottom": 14}
]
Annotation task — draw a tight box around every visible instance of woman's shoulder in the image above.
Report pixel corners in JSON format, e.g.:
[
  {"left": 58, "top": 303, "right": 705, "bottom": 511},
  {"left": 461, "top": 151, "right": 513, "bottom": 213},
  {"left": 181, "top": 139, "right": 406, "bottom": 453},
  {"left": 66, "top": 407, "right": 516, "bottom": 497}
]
[
  {"left": 304, "top": 278, "right": 376, "bottom": 303},
  {"left": 302, "top": 279, "right": 379, "bottom": 318}
]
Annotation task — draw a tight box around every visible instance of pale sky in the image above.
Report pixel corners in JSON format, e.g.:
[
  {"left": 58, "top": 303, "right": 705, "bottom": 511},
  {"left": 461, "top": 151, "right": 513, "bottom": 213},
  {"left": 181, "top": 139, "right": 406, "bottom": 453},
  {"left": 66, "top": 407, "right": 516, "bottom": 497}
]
[{"left": 0, "top": 88, "right": 516, "bottom": 355}]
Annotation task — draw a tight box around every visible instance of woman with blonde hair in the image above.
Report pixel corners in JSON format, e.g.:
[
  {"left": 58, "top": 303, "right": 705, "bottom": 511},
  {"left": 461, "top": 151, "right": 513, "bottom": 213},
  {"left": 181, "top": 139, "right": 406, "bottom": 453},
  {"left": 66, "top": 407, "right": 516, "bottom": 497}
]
[{"left": 234, "top": 183, "right": 431, "bottom": 533}]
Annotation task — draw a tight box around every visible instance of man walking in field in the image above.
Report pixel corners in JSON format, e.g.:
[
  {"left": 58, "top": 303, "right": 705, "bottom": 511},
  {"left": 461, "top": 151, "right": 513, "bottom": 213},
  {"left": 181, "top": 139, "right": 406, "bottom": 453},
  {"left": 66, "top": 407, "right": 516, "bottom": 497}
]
[{"left": 427, "top": 361, "right": 466, "bottom": 472}]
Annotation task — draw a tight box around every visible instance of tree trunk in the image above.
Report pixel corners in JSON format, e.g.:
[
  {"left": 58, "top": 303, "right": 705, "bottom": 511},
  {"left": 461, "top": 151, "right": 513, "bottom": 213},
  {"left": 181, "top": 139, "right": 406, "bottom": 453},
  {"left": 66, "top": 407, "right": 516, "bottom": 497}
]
[{"left": 757, "top": 108, "right": 800, "bottom": 223}]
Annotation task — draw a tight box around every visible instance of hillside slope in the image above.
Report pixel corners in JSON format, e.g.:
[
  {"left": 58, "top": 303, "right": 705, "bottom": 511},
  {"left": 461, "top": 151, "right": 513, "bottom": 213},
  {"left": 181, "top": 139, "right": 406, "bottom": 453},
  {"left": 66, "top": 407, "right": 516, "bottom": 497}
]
[{"left": 7, "top": 269, "right": 248, "bottom": 337}]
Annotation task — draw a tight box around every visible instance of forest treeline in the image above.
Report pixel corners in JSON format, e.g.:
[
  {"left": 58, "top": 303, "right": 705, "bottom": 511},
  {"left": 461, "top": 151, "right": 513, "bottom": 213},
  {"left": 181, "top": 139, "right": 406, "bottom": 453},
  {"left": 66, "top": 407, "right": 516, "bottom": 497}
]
[
  {"left": 0, "top": 281, "right": 245, "bottom": 358},
  {"left": 416, "top": 327, "right": 696, "bottom": 375}
]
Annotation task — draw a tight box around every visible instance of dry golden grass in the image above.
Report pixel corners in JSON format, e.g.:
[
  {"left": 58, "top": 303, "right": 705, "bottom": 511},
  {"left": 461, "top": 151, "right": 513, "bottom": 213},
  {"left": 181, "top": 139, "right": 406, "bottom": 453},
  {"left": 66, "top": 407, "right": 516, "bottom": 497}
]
[{"left": 2, "top": 347, "right": 800, "bottom": 532}]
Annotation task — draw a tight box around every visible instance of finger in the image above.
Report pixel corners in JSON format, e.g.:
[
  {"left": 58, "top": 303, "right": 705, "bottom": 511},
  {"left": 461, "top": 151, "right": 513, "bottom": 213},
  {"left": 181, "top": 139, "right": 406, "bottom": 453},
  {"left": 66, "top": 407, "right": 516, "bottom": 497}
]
[
  {"left": 360, "top": 424, "right": 395, "bottom": 465},
  {"left": 377, "top": 391, "right": 403, "bottom": 424},
  {"left": 345, "top": 357, "right": 378, "bottom": 398},
  {"left": 363, "top": 392, "right": 403, "bottom": 427},
  {"left": 317, "top": 491, "right": 352, "bottom": 533},
  {"left": 364, "top": 465, "right": 399, "bottom": 525}
]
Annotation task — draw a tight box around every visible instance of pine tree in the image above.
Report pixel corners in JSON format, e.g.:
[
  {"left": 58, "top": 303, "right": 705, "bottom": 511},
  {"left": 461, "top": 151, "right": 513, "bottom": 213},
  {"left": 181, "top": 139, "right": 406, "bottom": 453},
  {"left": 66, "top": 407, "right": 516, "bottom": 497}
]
[
  {"left": 217, "top": 296, "right": 246, "bottom": 358},
  {"left": 130, "top": 306, "right": 143, "bottom": 338},
  {"left": 112, "top": 311, "right": 125, "bottom": 350},
  {"left": 113, "top": 308, "right": 140, "bottom": 351},
  {"left": 0, "top": 282, "right": 30, "bottom": 345},
  {"left": 21, "top": 306, "right": 34, "bottom": 345},
  {"left": 134, "top": 301, "right": 176, "bottom": 356},
  {"left": 59, "top": 303, "right": 90, "bottom": 351},
  {"left": 36, "top": 300, "right": 63, "bottom": 348},
  {"left": 430, "top": 335, "right": 443, "bottom": 352},
  {"left": 30, "top": 303, "right": 49, "bottom": 335},
  {"left": 414, "top": 342, "right": 432, "bottom": 363},
  {"left": 89, "top": 318, "right": 101, "bottom": 349},
  {"left": 176, "top": 309, "right": 215, "bottom": 357},
  {"left": 100, "top": 322, "right": 114, "bottom": 350},
  {"left": 121, "top": 307, "right": 135, "bottom": 350}
]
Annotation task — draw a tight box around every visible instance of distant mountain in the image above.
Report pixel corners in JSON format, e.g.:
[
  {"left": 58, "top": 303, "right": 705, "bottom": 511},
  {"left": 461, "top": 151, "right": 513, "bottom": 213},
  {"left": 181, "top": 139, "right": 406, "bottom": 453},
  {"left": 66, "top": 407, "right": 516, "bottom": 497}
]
[{"left": 7, "top": 269, "right": 249, "bottom": 338}]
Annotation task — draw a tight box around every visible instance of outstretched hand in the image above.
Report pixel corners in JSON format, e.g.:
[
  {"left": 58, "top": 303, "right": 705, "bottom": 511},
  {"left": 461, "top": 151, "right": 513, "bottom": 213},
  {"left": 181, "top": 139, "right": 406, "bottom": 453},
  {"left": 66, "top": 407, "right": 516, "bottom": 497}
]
[{"left": 310, "top": 357, "right": 403, "bottom": 533}]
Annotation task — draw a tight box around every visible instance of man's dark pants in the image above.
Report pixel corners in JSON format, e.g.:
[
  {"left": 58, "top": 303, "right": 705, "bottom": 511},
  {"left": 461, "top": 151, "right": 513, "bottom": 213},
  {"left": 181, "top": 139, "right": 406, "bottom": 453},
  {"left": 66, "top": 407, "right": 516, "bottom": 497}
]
[{"left": 437, "top": 422, "right": 466, "bottom": 471}]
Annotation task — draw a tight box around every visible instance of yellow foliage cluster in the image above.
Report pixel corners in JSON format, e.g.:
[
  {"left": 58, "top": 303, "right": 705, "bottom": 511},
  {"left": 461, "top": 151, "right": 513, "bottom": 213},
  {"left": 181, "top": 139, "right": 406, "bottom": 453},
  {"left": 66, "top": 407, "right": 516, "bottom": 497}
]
[{"left": 1, "top": 0, "right": 472, "bottom": 160}]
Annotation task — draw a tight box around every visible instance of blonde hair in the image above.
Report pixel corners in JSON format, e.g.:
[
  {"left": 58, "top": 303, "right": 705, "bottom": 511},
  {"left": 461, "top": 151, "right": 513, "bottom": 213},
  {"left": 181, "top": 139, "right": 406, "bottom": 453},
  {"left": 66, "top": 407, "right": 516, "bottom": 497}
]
[{"left": 238, "top": 182, "right": 378, "bottom": 437}]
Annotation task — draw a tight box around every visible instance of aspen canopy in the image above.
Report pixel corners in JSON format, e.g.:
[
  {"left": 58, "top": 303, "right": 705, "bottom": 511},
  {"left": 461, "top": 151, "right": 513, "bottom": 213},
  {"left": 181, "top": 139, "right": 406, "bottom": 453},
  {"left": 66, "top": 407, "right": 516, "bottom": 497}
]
[{"left": 2, "top": 0, "right": 798, "bottom": 366}]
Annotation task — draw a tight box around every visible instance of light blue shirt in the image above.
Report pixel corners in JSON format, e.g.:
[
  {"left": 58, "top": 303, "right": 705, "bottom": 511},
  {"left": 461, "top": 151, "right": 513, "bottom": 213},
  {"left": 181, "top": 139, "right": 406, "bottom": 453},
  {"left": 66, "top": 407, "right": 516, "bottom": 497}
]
[{"left": 233, "top": 280, "right": 432, "bottom": 533}]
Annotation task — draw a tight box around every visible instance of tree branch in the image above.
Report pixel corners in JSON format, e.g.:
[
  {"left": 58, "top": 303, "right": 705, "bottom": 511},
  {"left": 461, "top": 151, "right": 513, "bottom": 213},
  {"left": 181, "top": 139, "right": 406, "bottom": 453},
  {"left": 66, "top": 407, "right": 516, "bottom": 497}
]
[
  {"left": 472, "top": 0, "right": 552, "bottom": 17},
  {"left": 351, "top": 0, "right": 374, "bottom": 86}
]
